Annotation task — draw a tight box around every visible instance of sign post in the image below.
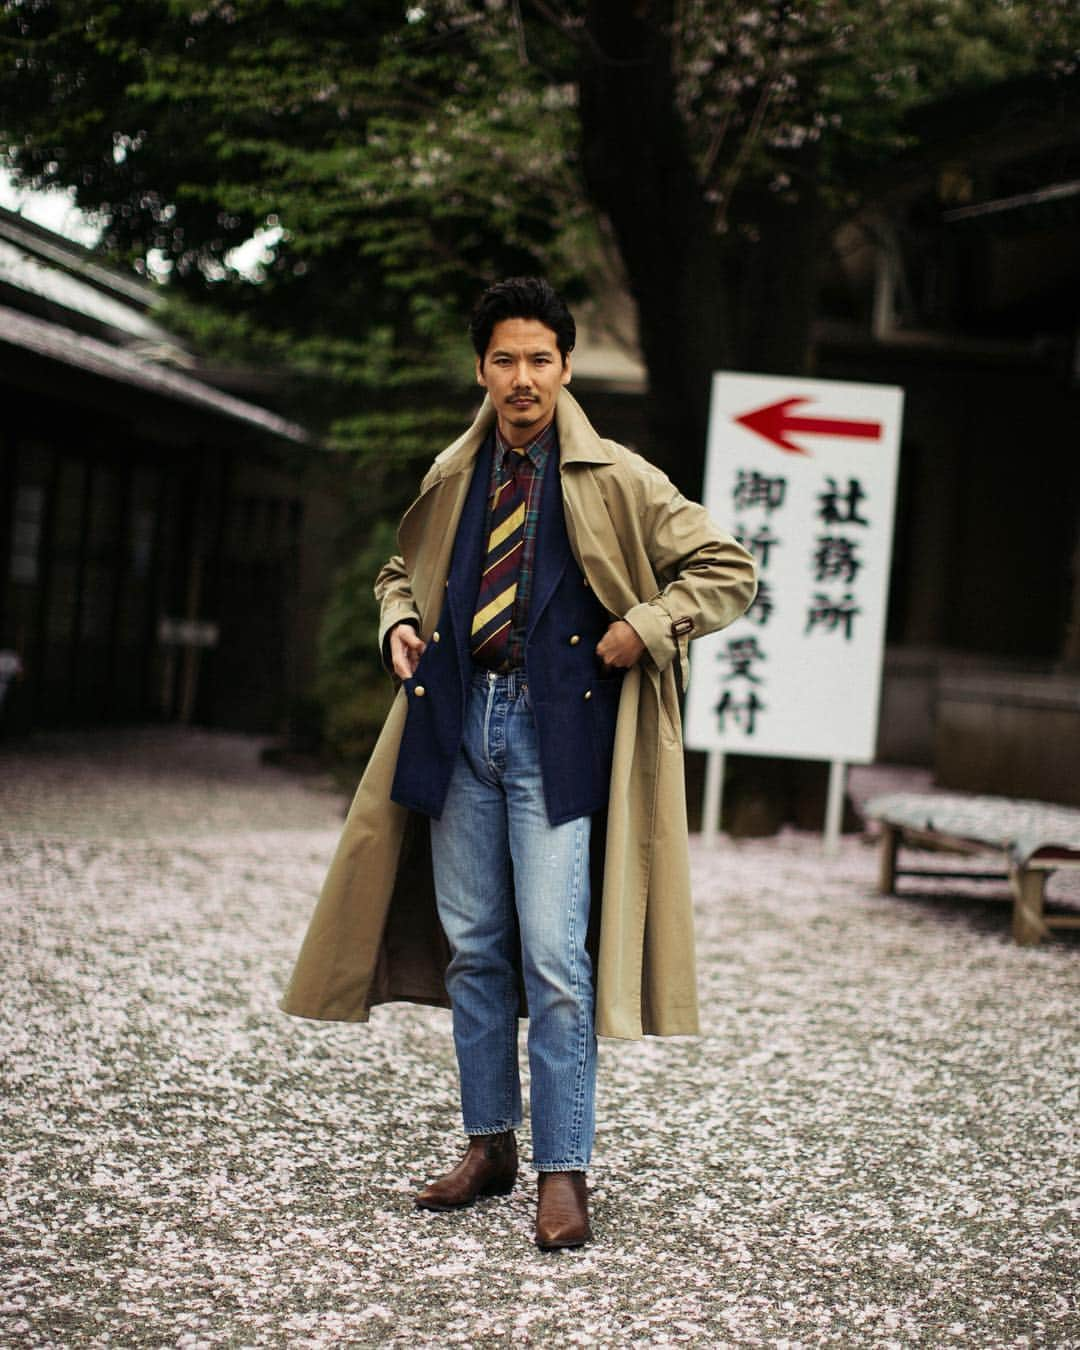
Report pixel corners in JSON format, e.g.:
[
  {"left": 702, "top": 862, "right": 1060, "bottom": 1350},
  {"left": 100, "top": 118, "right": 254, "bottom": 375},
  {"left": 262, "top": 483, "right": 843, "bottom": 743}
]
[{"left": 686, "top": 372, "right": 904, "bottom": 853}]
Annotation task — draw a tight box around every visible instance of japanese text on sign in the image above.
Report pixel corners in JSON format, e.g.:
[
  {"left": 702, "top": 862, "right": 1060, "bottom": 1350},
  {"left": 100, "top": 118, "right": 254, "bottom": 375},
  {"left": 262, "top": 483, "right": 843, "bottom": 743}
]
[{"left": 685, "top": 372, "right": 903, "bottom": 764}]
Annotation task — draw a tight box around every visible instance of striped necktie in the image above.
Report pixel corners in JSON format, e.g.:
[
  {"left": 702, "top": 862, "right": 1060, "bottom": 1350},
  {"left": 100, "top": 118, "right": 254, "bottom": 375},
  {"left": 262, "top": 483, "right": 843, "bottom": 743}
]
[{"left": 471, "top": 448, "right": 526, "bottom": 667}]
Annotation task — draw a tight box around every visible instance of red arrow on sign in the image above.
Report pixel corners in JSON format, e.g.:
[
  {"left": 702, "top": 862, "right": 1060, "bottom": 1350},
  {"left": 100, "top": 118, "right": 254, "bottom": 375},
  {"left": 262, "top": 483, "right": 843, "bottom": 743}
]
[{"left": 734, "top": 396, "right": 883, "bottom": 455}]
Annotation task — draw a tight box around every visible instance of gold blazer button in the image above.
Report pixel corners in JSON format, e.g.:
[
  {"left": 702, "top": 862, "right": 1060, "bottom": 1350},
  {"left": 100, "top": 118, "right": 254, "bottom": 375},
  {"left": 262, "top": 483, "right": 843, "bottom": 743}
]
[
  {"left": 414, "top": 685, "right": 426, "bottom": 697},
  {"left": 432, "top": 631, "right": 441, "bottom": 643},
  {"left": 584, "top": 689, "right": 592, "bottom": 700},
  {"left": 569, "top": 634, "right": 580, "bottom": 645}
]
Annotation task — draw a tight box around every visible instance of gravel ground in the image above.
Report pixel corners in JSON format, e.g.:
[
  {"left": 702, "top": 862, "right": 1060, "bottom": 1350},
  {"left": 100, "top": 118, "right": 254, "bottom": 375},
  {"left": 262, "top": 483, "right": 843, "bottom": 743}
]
[{"left": 2, "top": 728, "right": 1077, "bottom": 1348}]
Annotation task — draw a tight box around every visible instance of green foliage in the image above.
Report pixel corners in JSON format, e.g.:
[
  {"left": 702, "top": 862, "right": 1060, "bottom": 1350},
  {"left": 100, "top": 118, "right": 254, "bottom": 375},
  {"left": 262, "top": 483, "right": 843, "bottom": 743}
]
[
  {"left": 2, "top": 0, "right": 1075, "bottom": 746},
  {"left": 0, "top": 0, "right": 588, "bottom": 460},
  {"left": 643, "top": 0, "right": 1078, "bottom": 223},
  {"left": 4, "top": 1, "right": 1071, "bottom": 398}
]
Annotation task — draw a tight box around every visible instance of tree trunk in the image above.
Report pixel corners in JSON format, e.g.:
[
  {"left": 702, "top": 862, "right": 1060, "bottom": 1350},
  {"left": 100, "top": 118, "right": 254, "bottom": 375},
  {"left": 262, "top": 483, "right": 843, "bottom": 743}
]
[{"left": 579, "top": 0, "right": 819, "bottom": 494}]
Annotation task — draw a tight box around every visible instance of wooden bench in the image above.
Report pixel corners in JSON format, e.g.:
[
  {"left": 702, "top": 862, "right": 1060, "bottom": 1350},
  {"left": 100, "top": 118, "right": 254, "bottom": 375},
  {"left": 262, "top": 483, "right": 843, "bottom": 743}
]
[{"left": 866, "top": 792, "right": 1080, "bottom": 944}]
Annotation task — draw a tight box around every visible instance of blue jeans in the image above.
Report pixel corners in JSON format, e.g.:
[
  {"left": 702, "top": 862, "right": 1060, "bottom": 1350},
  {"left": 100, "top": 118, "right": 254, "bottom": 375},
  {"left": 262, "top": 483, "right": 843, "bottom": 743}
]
[{"left": 429, "top": 669, "right": 597, "bottom": 1172}]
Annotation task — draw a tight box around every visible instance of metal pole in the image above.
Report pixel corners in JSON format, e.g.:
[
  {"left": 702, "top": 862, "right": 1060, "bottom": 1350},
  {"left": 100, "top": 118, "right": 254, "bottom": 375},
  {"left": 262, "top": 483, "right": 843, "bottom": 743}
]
[
  {"left": 824, "top": 758, "right": 846, "bottom": 856},
  {"left": 702, "top": 750, "right": 725, "bottom": 846}
]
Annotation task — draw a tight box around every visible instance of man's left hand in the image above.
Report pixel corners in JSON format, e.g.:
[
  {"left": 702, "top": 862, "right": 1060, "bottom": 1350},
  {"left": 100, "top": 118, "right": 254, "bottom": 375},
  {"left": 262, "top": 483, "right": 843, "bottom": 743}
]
[{"left": 596, "top": 620, "right": 646, "bottom": 670}]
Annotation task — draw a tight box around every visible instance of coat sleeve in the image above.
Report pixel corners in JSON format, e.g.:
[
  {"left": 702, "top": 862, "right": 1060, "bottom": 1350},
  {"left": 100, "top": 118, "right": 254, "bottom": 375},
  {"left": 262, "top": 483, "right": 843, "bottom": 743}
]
[
  {"left": 372, "top": 456, "right": 449, "bottom": 672},
  {"left": 620, "top": 457, "right": 757, "bottom": 675},
  {"left": 375, "top": 554, "right": 420, "bottom": 675}
]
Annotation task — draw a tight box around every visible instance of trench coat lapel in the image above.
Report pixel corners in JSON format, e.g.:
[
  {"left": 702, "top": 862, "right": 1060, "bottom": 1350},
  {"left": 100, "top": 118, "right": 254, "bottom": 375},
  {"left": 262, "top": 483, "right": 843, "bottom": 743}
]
[
  {"left": 556, "top": 391, "right": 644, "bottom": 623},
  {"left": 396, "top": 402, "right": 495, "bottom": 626},
  {"left": 524, "top": 427, "right": 571, "bottom": 638}
]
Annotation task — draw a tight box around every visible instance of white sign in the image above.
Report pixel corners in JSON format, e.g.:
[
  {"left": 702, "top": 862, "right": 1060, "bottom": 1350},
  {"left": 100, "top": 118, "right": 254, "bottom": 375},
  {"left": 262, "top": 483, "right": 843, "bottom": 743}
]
[
  {"left": 158, "top": 618, "right": 220, "bottom": 648},
  {"left": 686, "top": 371, "right": 903, "bottom": 764}
]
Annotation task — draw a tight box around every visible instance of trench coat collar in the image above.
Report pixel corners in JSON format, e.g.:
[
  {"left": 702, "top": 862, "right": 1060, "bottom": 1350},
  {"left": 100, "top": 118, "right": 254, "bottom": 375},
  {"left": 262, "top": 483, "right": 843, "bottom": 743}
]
[
  {"left": 426, "top": 388, "right": 615, "bottom": 486},
  {"left": 555, "top": 389, "right": 616, "bottom": 467}
]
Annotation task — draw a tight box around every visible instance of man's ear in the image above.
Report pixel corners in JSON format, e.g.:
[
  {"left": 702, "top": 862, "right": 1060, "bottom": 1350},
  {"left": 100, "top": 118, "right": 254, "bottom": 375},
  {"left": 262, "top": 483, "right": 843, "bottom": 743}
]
[
  {"left": 475, "top": 355, "right": 486, "bottom": 387},
  {"left": 560, "top": 354, "right": 573, "bottom": 387}
]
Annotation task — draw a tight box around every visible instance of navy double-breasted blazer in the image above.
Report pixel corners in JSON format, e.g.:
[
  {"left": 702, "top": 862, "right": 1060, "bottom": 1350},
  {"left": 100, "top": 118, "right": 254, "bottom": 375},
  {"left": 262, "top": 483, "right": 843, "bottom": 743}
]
[{"left": 390, "top": 433, "right": 622, "bottom": 826}]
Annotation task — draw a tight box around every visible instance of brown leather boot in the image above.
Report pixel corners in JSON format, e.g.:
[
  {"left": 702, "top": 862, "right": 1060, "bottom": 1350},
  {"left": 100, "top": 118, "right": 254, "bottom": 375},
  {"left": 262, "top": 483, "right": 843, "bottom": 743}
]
[
  {"left": 535, "top": 1170, "right": 591, "bottom": 1250},
  {"left": 415, "top": 1132, "right": 518, "bottom": 1211}
]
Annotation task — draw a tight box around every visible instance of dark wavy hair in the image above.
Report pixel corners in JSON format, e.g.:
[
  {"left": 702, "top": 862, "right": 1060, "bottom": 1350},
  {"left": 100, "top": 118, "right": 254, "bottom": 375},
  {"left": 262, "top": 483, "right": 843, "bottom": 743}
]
[{"left": 468, "top": 277, "right": 576, "bottom": 366}]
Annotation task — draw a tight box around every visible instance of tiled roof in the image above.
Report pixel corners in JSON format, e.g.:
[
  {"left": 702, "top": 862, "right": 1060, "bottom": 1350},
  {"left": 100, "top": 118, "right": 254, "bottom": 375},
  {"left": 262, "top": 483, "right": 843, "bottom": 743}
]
[
  {"left": 0, "top": 303, "right": 309, "bottom": 444},
  {"left": 0, "top": 236, "right": 170, "bottom": 344},
  {"left": 0, "top": 205, "right": 309, "bottom": 443}
]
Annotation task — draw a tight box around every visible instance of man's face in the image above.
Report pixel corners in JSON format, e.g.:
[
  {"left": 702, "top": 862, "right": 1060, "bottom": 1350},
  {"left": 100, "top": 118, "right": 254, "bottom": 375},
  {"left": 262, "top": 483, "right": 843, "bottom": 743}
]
[{"left": 476, "top": 317, "right": 572, "bottom": 446}]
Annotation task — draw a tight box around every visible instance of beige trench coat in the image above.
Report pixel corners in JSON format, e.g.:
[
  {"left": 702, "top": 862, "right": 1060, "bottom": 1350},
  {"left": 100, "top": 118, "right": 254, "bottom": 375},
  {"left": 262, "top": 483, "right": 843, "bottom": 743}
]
[{"left": 281, "top": 390, "right": 756, "bottom": 1038}]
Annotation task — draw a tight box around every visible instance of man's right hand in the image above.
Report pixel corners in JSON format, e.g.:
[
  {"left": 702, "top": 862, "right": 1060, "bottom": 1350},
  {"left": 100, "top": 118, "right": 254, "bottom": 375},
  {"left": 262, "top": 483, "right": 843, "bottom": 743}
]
[{"left": 389, "top": 622, "right": 426, "bottom": 680}]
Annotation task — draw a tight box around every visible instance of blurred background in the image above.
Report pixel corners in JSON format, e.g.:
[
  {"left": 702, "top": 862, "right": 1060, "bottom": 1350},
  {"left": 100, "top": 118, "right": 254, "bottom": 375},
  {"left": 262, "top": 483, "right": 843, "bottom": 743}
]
[{"left": 1, "top": 1, "right": 1077, "bottom": 817}]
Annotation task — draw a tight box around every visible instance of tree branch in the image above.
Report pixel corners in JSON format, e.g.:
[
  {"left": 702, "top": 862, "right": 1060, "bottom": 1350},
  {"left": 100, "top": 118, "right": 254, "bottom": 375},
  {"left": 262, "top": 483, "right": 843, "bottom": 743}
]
[{"left": 511, "top": 0, "right": 530, "bottom": 65}]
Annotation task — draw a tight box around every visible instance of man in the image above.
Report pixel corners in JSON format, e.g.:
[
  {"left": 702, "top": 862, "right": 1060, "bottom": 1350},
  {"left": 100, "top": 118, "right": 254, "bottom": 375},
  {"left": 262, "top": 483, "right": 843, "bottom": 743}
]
[{"left": 282, "top": 277, "right": 756, "bottom": 1250}]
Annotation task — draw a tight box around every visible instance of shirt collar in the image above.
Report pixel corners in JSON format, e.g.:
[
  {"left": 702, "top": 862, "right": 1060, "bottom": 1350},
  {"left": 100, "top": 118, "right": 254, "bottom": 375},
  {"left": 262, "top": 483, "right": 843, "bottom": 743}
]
[{"left": 494, "top": 418, "right": 557, "bottom": 473}]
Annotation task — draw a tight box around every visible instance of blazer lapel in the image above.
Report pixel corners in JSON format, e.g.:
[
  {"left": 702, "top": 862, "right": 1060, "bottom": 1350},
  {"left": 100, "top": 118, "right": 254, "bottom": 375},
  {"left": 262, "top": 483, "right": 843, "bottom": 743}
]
[
  {"left": 446, "top": 434, "right": 495, "bottom": 655},
  {"left": 526, "top": 428, "right": 572, "bottom": 639}
]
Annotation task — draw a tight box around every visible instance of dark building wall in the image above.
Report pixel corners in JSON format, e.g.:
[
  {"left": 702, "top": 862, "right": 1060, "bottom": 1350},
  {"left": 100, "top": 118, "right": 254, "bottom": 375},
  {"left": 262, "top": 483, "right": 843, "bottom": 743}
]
[
  {"left": 0, "top": 377, "right": 341, "bottom": 736},
  {"left": 203, "top": 454, "right": 333, "bottom": 733},
  {"left": 818, "top": 345, "right": 1080, "bottom": 665},
  {"left": 1, "top": 403, "right": 171, "bottom": 729}
]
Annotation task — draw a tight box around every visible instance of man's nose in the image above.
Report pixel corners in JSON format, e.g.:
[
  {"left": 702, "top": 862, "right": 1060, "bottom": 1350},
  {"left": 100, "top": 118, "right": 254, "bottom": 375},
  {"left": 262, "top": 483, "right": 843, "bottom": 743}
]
[{"left": 512, "top": 362, "right": 533, "bottom": 387}]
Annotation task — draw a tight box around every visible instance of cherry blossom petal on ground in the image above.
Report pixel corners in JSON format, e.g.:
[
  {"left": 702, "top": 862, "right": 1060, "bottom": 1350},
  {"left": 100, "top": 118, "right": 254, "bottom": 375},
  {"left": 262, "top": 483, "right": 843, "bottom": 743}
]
[{"left": 1, "top": 731, "right": 1076, "bottom": 1347}]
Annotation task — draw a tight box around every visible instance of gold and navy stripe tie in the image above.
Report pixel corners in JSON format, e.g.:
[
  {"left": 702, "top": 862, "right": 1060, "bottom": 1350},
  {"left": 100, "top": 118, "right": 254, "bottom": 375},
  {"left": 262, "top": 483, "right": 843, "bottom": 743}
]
[{"left": 471, "top": 450, "right": 526, "bottom": 666}]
